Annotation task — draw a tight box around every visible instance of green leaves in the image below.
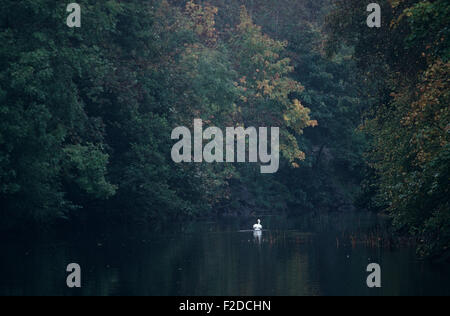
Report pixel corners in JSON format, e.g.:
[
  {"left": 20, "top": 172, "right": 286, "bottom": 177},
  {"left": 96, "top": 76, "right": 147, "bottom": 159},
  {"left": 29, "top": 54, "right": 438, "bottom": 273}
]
[
  {"left": 0, "top": 0, "right": 372, "bottom": 227},
  {"left": 63, "top": 144, "right": 116, "bottom": 199},
  {"left": 325, "top": 0, "right": 450, "bottom": 258}
]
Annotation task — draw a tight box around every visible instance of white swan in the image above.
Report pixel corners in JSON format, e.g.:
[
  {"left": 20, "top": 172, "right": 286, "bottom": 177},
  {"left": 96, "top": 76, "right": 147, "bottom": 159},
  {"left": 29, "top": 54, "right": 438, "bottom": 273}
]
[{"left": 253, "top": 219, "right": 263, "bottom": 231}]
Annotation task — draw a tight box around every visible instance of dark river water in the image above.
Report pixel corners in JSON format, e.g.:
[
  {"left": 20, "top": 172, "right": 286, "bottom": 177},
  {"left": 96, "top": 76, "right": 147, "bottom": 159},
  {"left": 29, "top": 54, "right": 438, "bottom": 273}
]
[{"left": 0, "top": 212, "right": 449, "bottom": 296}]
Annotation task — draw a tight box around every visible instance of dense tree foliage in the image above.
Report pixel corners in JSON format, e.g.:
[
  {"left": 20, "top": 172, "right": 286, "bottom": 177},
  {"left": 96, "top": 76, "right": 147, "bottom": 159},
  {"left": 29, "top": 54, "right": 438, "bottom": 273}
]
[
  {"left": 0, "top": 0, "right": 325, "bottom": 226},
  {"left": 325, "top": 0, "right": 449, "bottom": 259}
]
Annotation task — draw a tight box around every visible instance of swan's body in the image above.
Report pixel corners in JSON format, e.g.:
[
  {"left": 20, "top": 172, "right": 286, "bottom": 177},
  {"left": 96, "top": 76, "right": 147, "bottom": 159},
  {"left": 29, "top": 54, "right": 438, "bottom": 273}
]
[{"left": 253, "top": 219, "right": 263, "bottom": 231}]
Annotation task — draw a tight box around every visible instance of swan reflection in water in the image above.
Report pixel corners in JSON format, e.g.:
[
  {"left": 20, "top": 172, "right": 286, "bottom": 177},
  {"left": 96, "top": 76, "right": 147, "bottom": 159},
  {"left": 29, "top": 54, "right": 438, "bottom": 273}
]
[{"left": 253, "top": 230, "right": 262, "bottom": 243}]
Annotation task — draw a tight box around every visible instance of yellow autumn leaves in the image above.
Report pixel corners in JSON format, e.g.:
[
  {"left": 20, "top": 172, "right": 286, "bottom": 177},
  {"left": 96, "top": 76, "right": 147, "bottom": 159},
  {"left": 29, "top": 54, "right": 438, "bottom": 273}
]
[
  {"left": 284, "top": 99, "right": 319, "bottom": 135},
  {"left": 182, "top": 2, "right": 318, "bottom": 169},
  {"left": 185, "top": 1, "right": 218, "bottom": 47}
]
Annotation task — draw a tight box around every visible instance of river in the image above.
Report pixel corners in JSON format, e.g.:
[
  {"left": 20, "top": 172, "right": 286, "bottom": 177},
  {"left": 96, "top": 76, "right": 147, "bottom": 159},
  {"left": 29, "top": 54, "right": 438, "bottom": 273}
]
[{"left": 0, "top": 212, "right": 449, "bottom": 296}]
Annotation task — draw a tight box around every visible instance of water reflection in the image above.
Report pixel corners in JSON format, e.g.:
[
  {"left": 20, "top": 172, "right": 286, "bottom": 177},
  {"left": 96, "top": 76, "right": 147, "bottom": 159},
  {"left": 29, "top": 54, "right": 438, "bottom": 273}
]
[
  {"left": 0, "top": 212, "right": 449, "bottom": 296},
  {"left": 253, "top": 230, "right": 262, "bottom": 244}
]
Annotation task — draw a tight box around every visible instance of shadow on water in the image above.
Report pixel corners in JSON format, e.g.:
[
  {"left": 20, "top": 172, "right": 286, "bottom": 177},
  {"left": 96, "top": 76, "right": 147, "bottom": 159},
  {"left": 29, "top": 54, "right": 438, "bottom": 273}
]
[{"left": 0, "top": 212, "right": 449, "bottom": 296}]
